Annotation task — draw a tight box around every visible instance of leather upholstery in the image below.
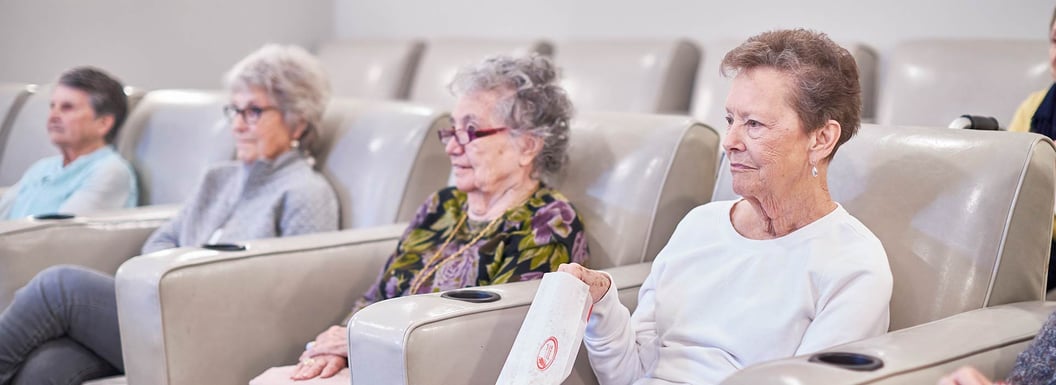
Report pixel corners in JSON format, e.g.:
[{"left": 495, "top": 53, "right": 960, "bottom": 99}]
[
  {"left": 0, "top": 205, "right": 178, "bottom": 310},
  {"left": 317, "top": 39, "right": 425, "bottom": 100},
  {"left": 555, "top": 39, "right": 700, "bottom": 113},
  {"left": 876, "top": 39, "right": 1051, "bottom": 127},
  {"left": 314, "top": 98, "right": 449, "bottom": 228},
  {"left": 408, "top": 39, "right": 553, "bottom": 108},
  {"left": 721, "top": 302, "right": 1056, "bottom": 385},
  {"left": 116, "top": 89, "right": 233, "bottom": 206},
  {"left": 0, "top": 83, "right": 34, "bottom": 176},
  {"left": 345, "top": 111, "right": 720, "bottom": 384},
  {"left": 691, "top": 39, "right": 879, "bottom": 142}
]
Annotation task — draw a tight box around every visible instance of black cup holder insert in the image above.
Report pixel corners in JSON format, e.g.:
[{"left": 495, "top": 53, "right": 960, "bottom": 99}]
[
  {"left": 201, "top": 243, "right": 247, "bottom": 252},
  {"left": 32, "top": 213, "right": 75, "bottom": 220},
  {"left": 808, "top": 352, "right": 884, "bottom": 371},
  {"left": 441, "top": 289, "right": 501, "bottom": 303}
]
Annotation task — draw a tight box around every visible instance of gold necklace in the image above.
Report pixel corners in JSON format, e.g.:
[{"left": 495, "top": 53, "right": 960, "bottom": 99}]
[{"left": 407, "top": 212, "right": 505, "bottom": 294}]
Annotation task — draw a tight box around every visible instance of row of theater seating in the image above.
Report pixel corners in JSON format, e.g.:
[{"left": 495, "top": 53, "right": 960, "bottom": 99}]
[
  {"left": 0, "top": 37, "right": 1049, "bottom": 183},
  {"left": 0, "top": 88, "right": 1051, "bottom": 384},
  {"left": 0, "top": 39, "right": 1052, "bottom": 385}
]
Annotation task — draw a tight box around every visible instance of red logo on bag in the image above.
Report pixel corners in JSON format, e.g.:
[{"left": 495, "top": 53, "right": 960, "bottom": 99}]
[{"left": 536, "top": 336, "right": 558, "bottom": 370}]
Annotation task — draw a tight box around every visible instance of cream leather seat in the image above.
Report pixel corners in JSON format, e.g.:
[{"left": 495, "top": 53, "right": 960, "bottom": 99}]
[
  {"left": 0, "top": 83, "right": 35, "bottom": 176},
  {"left": 717, "top": 126, "right": 1054, "bottom": 384},
  {"left": 111, "top": 99, "right": 449, "bottom": 385},
  {"left": 317, "top": 39, "right": 425, "bottom": 100},
  {"left": 554, "top": 39, "right": 699, "bottom": 113},
  {"left": 408, "top": 39, "right": 553, "bottom": 108},
  {"left": 691, "top": 39, "right": 879, "bottom": 142},
  {"left": 344, "top": 112, "right": 719, "bottom": 385},
  {"left": 876, "top": 39, "right": 1050, "bottom": 127}
]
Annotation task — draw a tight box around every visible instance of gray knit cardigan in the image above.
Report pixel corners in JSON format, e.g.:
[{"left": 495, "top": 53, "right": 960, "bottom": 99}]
[{"left": 141, "top": 151, "right": 339, "bottom": 253}]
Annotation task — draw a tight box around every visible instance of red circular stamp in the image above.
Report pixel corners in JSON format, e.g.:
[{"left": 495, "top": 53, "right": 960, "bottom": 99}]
[{"left": 536, "top": 336, "right": 559, "bottom": 370}]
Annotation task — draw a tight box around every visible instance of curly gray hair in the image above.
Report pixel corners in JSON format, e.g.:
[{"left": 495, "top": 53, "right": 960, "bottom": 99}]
[
  {"left": 449, "top": 54, "right": 574, "bottom": 184},
  {"left": 223, "top": 44, "right": 331, "bottom": 155}
]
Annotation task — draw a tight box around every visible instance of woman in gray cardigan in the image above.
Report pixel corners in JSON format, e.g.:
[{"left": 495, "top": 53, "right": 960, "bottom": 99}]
[{"left": 0, "top": 44, "right": 339, "bottom": 385}]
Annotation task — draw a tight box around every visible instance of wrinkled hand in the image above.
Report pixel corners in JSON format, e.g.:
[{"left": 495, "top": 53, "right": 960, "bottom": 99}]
[
  {"left": 936, "top": 366, "right": 994, "bottom": 385},
  {"left": 558, "top": 263, "right": 611, "bottom": 304},
  {"left": 302, "top": 325, "right": 348, "bottom": 358},
  {"left": 290, "top": 354, "right": 346, "bottom": 381}
]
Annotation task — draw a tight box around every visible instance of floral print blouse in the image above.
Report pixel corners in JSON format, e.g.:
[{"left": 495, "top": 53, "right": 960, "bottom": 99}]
[{"left": 347, "top": 185, "right": 588, "bottom": 317}]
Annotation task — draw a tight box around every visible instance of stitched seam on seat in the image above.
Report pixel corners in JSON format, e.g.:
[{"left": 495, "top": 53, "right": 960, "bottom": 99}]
[{"left": 984, "top": 136, "right": 1046, "bottom": 307}]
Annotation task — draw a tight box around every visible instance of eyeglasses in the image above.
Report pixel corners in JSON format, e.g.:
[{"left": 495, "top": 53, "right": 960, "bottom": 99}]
[
  {"left": 223, "top": 104, "right": 280, "bottom": 125},
  {"left": 437, "top": 125, "right": 508, "bottom": 145}
]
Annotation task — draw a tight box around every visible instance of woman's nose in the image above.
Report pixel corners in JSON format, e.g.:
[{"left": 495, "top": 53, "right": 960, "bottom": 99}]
[
  {"left": 721, "top": 124, "right": 743, "bottom": 153},
  {"left": 444, "top": 137, "right": 463, "bottom": 155},
  {"left": 231, "top": 114, "right": 249, "bottom": 133}
]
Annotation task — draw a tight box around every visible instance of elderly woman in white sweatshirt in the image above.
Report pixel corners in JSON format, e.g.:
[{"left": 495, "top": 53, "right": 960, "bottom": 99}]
[{"left": 560, "top": 28, "right": 893, "bottom": 385}]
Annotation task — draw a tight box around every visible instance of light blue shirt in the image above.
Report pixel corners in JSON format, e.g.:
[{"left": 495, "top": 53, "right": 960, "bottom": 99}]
[{"left": 0, "top": 145, "right": 138, "bottom": 219}]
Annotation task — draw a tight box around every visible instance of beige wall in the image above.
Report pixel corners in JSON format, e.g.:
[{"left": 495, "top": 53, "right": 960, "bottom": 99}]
[{"left": 0, "top": 0, "right": 333, "bottom": 89}]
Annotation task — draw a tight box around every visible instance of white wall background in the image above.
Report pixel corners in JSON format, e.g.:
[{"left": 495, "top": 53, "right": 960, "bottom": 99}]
[
  {"left": 0, "top": 0, "right": 333, "bottom": 89},
  {"left": 335, "top": 0, "right": 1051, "bottom": 59}
]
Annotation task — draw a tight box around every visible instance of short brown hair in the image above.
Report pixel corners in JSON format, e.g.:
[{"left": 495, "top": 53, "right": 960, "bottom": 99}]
[
  {"left": 721, "top": 29, "right": 861, "bottom": 160},
  {"left": 58, "top": 67, "right": 128, "bottom": 144}
]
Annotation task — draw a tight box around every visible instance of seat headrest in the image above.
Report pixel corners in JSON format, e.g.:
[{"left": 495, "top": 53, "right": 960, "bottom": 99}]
[
  {"left": 877, "top": 39, "right": 1051, "bottom": 127},
  {"left": 555, "top": 39, "right": 700, "bottom": 114},
  {"left": 117, "top": 89, "right": 232, "bottom": 206},
  {"left": 555, "top": 111, "right": 719, "bottom": 269},
  {"left": 318, "top": 39, "right": 425, "bottom": 100},
  {"left": 314, "top": 98, "right": 448, "bottom": 229},
  {"left": 409, "top": 39, "right": 554, "bottom": 108}
]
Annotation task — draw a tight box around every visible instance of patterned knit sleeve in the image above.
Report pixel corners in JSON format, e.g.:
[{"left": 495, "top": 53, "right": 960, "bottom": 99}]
[
  {"left": 1006, "top": 310, "right": 1056, "bottom": 385},
  {"left": 484, "top": 190, "right": 589, "bottom": 285}
]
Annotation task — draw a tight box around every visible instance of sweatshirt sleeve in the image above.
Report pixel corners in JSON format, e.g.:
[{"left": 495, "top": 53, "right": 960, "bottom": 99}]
[
  {"left": 583, "top": 268, "right": 661, "bottom": 385},
  {"left": 795, "top": 244, "right": 893, "bottom": 355}
]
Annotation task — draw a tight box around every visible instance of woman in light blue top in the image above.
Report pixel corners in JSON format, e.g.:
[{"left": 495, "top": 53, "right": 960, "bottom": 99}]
[{"left": 0, "top": 67, "right": 137, "bottom": 219}]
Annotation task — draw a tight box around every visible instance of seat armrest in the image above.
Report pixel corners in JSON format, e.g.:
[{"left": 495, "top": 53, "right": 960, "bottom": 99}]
[
  {"left": 721, "top": 301, "right": 1056, "bottom": 385},
  {"left": 115, "top": 223, "right": 405, "bottom": 385},
  {"left": 347, "top": 262, "right": 652, "bottom": 385},
  {"left": 0, "top": 204, "right": 178, "bottom": 309}
]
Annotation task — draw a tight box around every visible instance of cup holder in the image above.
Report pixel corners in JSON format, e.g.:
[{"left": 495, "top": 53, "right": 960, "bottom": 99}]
[
  {"left": 441, "top": 289, "right": 501, "bottom": 303},
  {"left": 201, "top": 243, "right": 247, "bottom": 252},
  {"left": 808, "top": 352, "right": 884, "bottom": 371},
  {"left": 32, "top": 213, "right": 75, "bottom": 220}
]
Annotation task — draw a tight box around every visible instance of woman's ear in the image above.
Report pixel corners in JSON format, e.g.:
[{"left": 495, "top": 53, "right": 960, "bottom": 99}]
[
  {"left": 291, "top": 121, "right": 308, "bottom": 143},
  {"left": 809, "top": 119, "right": 841, "bottom": 163},
  {"left": 518, "top": 134, "right": 544, "bottom": 167}
]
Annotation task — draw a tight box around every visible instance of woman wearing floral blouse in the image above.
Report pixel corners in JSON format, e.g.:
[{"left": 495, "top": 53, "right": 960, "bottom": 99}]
[{"left": 278, "top": 54, "right": 589, "bottom": 381}]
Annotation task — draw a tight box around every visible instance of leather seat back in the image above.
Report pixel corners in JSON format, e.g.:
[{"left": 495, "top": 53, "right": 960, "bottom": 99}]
[
  {"left": 317, "top": 39, "right": 425, "bottom": 100},
  {"left": 876, "top": 39, "right": 1050, "bottom": 127}
]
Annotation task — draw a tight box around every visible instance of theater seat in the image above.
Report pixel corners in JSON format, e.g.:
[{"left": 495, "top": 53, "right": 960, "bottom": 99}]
[
  {"left": 344, "top": 112, "right": 719, "bottom": 385},
  {"left": 691, "top": 39, "right": 879, "bottom": 142},
  {"left": 554, "top": 39, "right": 700, "bottom": 113},
  {"left": 0, "top": 83, "right": 35, "bottom": 169},
  {"left": 715, "top": 126, "right": 1055, "bottom": 384},
  {"left": 408, "top": 39, "right": 553, "bottom": 108},
  {"left": 317, "top": 38, "right": 425, "bottom": 100},
  {"left": 112, "top": 99, "right": 449, "bottom": 385},
  {"left": 876, "top": 39, "right": 1050, "bottom": 127}
]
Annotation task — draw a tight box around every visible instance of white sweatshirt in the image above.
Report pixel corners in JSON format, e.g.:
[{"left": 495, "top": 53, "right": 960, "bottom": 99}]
[{"left": 584, "top": 200, "right": 893, "bottom": 385}]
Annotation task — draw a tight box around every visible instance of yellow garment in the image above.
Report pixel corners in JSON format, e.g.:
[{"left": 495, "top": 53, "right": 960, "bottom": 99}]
[
  {"left": 1009, "top": 88, "right": 1056, "bottom": 239},
  {"left": 1009, "top": 89, "right": 1047, "bottom": 132}
]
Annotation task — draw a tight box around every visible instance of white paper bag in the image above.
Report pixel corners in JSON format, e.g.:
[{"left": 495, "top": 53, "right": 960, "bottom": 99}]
[{"left": 496, "top": 271, "right": 593, "bottom": 385}]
